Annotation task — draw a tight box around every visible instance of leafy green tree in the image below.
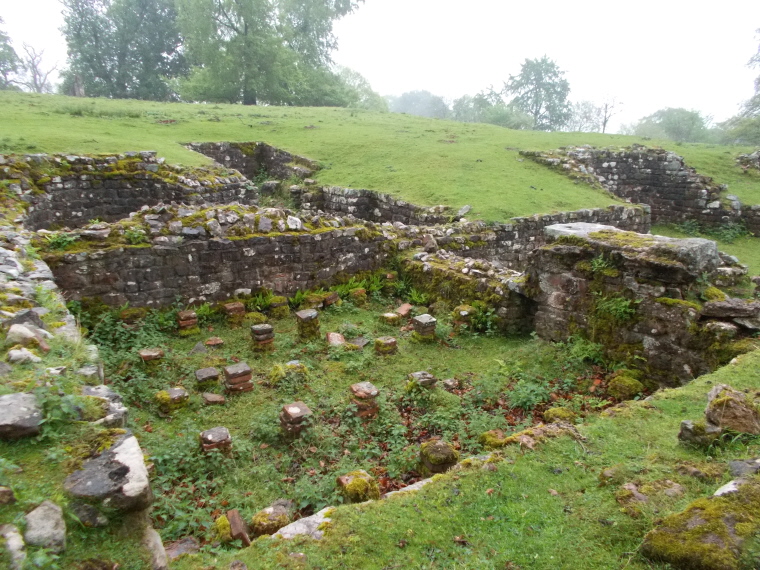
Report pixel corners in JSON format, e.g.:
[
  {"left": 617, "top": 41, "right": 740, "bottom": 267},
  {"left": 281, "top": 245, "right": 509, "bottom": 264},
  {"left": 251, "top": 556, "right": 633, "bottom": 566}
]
[
  {"left": 504, "top": 56, "right": 571, "bottom": 131},
  {"left": 628, "top": 108, "right": 712, "bottom": 142},
  {"left": 0, "top": 17, "right": 21, "bottom": 90},
  {"left": 452, "top": 90, "right": 532, "bottom": 129},
  {"left": 722, "top": 29, "right": 760, "bottom": 144},
  {"left": 177, "top": 0, "right": 361, "bottom": 105},
  {"left": 337, "top": 67, "right": 387, "bottom": 112},
  {"left": 60, "top": 0, "right": 186, "bottom": 100},
  {"left": 565, "top": 101, "right": 602, "bottom": 132},
  {"left": 389, "top": 90, "right": 449, "bottom": 119}
]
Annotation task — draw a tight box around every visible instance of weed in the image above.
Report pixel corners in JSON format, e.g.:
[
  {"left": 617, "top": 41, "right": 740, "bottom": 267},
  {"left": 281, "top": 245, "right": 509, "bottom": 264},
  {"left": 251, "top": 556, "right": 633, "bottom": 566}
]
[{"left": 44, "top": 232, "right": 79, "bottom": 251}]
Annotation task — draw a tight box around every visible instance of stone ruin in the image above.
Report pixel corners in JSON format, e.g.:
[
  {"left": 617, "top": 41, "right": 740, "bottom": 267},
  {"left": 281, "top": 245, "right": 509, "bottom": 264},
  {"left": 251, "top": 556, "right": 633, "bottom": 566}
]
[{"left": 1, "top": 141, "right": 759, "bottom": 566}]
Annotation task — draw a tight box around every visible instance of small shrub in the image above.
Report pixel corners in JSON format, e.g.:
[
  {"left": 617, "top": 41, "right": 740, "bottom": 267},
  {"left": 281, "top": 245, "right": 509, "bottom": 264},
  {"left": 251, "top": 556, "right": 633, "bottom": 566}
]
[
  {"left": 508, "top": 377, "right": 551, "bottom": 410},
  {"left": 44, "top": 232, "right": 79, "bottom": 251},
  {"left": 124, "top": 227, "right": 148, "bottom": 245}
]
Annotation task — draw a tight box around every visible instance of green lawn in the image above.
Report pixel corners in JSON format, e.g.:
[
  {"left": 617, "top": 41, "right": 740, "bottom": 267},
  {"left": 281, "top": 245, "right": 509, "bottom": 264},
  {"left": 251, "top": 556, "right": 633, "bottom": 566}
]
[{"left": 2, "top": 91, "right": 759, "bottom": 221}]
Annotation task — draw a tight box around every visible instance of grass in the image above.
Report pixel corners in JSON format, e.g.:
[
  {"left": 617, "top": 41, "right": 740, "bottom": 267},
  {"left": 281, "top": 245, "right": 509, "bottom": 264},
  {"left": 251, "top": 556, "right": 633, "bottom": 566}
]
[
  {"left": 2, "top": 91, "right": 759, "bottom": 221},
  {"left": 173, "top": 349, "right": 760, "bottom": 570}
]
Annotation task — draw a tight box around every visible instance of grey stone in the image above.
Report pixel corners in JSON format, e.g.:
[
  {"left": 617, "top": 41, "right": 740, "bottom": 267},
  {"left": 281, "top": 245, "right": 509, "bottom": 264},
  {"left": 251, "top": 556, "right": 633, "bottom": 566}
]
[
  {"left": 383, "top": 477, "right": 434, "bottom": 498},
  {"left": 1, "top": 309, "right": 46, "bottom": 331},
  {"left": 7, "top": 348, "right": 41, "bottom": 364},
  {"left": 165, "top": 536, "right": 200, "bottom": 561},
  {"left": 70, "top": 502, "right": 109, "bottom": 527},
  {"left": 733, "top": 317, "right": 760, "bottom": 330},
  {"left": 82, "top": 385, "right": 122, "bottom": 403},
  {"left": 0, "top": 393, "right": 42, "bottom": 440},
  {"left": 6, "top": 324, "right": 38, "bottom": 345},
  {"left": 728, "top": 458, "right": 760, "bottom": 478},
  {"left": 181, "top": 226, "right": 206, "bottom": 239},
  {"left": 188, "top": 341, "right": 207, "bottom": 355},
  {"left": 677, "top": 419, "right": 722, "bottom": 447},
  {"left": 143, "top": 526, "right": 168, "bottom": 570},
  {"left": 0, "top": 524, "right": 25, "bottom": 570},
  {"left": 274, "top": 507, "right": 333, "bottom": 540},
  {"left": 408, "top": 371, "right": 437, "bottom": 387},
  {"left": 223, "top": 362, "right": 252, "bottom": 379},
  {"left": 76, "top": 364, "right": 101, "bottom": 382},
  {"left": 24, "top": 500, "right": 66, "bottom": 553},
  {"left": 0, "top": 362, "right": 12, "bottom": 376},
  {"left": 195, "top": 367, "right": 220, "bottom": 384},
  {"left": 457, "top": 205, "right": 472, "bottom": 217},
  {"left": 286, "top": 216, "right": 303, "bottom": 231},
  {"left": 702, "top": 299, "right": 760, "bottom": 318},
  {"left": 258, "top": 216, "right": 273, "bottom": 232},
  {"left": 64, "top": 433, "right": 153, "bottom": 512}
]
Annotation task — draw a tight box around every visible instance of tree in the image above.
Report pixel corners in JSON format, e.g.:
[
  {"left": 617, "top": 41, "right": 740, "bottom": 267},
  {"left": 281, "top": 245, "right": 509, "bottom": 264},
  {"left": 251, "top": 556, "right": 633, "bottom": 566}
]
[
  {"left": 599, "top": 96, "right": 620, "bottom": 134},
  {"left": 336, "top": 67, "right": 387, "bottom": 112},
  {"left": 629, "top": 108, "right": 712, "bottom": 143},
  {"left": 452, "top": 90, "right": 533, "bottom": 129},
  {"left": 504, "top": 56, "right": 571, "bottom": 131},
  {"left": 565, "top": 101, "right": 602, "bottom": 132},
  {"left": 0, "top": 17, "right": 21, "bottom": 90},
  {"left": 17, "top": 44, "right": 57, "bottom": 93},
  {"left": 176, "top": 0, "right": 361, "bottom": 105},
  {"left": 60, "top": 0, "right": 186, "bottom": 100},
  {"left": 388, "top": 90, "right": 449, "bottom": 119},
  {"left": 722, "top": 29, "right": 760, "bottom": 144}
]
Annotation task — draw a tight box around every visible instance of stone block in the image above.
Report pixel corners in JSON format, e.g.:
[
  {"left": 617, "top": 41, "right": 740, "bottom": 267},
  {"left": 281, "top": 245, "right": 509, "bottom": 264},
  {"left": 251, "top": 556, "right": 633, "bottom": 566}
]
[
  {"left": 0, "top": 393, "right": 42, "bottom": 440},
  {"left": 374, "top": 336, "right": 397, "bottom": 355},
  {"left": 295, "top": 309, "right": 320, "bottom": 340},
  {"left": 205, "top": 337, "right": 224, "bottom": 347},
  {"left": 202, "top": 393, "right": 226, "bottom": 405},
  {"left": 200, "top": 426, "right": 232, "bottom": 452},
  {"left": 139, "top": 348, "right": 164, "bottom": 361},
  {"left": 409, "top": 371, "right": 437, "bottom": 388},
  {"left": 380, "top": 313, "right": 401, "bottom": 325},
  {"left": 395, "top": 303, "right": 413, "bottom": 317},
  {"left": 224, "top": 362, "right": 252, "bottom": 385},
  {"left": 337, "top": 469, "right": 380, "bottom": 503},
  {"left": 195, "top": 367, "right": 220, "bottom": 385},
  {"left": 226, "top": 509, "right": 251, "bottom": 547},
  {"left": 326, "top": 332, "right": 346, "bottom": 347},
  {"left": 419, "top": 440, "right": 459, "bottom": 474}
]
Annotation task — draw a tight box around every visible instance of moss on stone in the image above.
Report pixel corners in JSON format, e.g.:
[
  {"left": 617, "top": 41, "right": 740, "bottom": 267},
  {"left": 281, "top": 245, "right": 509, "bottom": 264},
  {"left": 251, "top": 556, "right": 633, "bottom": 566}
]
[
  {"left": 251, "top": 509, "right": 290, "bottom": 536},
  {"left": 543, "top": 407, "right": 577, "bottom": 423},
  {"left": 213, "top": 515, "right": 232, "bottom": 542},
  {"left": 339, "top": 470, "right": 381, "bottom": 503},
  {"left": 702, "top": 286, "right": 728, "bottom": 302},
  {"left": 607, "top": 375, "right": 644, "bottom": 400},
  {"left": 655, "top": 297, "right": 702, "bottom": 311},
  {"left": 245, "top": 311, "right": 268, "bottom": 325},
  {"left": 642, "top": 477, "right": 760, "bottom": 569}
]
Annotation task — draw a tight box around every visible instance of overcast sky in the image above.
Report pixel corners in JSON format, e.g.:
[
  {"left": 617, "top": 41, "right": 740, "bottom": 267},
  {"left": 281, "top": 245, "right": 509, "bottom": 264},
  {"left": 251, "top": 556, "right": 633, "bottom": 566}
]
[{"left": 3, "top": 0, "right": 759, "bottom": 131}]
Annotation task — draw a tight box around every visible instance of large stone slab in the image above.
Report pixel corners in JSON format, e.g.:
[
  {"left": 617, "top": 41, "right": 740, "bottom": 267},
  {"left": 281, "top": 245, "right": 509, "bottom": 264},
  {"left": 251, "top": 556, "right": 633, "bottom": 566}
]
[
  {"left": 64, "top": 432, "right": 153, "bottom": 512},
  {"left": 544, "top": 223, "right": 721, "bottom": 275},
  {"left": 0, "top": 393, "right": 42, "bottom": 440},
  {"left": 274, "top": 507, "right": 333, "bottom": 540}
]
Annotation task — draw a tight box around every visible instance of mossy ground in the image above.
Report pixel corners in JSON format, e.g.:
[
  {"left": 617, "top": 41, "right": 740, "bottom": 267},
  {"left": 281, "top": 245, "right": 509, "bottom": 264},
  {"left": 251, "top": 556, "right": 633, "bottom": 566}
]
[{"left": 170, "top": 350, "right": 760, "bottom": 570}]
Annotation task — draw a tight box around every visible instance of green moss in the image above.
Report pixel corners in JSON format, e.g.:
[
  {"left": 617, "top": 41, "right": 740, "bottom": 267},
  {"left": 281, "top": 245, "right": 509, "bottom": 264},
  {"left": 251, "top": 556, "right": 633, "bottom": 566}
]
[
  {"left": 543, "top": 407, "right": 577, "bottom": 423},
  {"left": 213, "top": 515, "right": 232, "bottom": 542},
  {"left": 655, "top": 297, "right": 702, "bottom": 311},
  {"left": 178, "top": 325, "right": 201, "bottom": 337},
  {"left": 554, "top": 235, "right": 591, "bottom": 248},
  {"left": 642, "top": 477, "right": 760, "bottom": 569},
  {"left": 76, "top": 395, "right": 111, "bottom": 422},
  {"left": 251, "top": 509, "right": 290, "bottom": 536},
  {"left": 340, "top": 470, "right": 381, "bottom": 503},
  {"left": 588, "top": 230, "right": 659, "bottom": 249},
  {"left": 420, "top": 441, "right": 459, "bottom": 466},
  {"left": 702, "top": 286, "right": 728, "bottom": 302},
  {"left": 607, "top": 375, "right": 644, "bottom": 400}
]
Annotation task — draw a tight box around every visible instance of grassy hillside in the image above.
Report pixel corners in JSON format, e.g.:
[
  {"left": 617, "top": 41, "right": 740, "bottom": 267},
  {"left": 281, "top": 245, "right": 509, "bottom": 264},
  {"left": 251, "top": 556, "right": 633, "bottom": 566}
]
[{"left": 1, "top": 91, "right": 758, "bottom": 222}]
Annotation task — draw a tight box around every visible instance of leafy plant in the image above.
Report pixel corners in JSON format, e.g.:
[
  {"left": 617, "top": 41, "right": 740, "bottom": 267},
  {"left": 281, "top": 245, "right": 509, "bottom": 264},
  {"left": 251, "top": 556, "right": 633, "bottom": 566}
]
[
  {"left": 508, "top": 377, "right": 551, "bottom": 410},
  {"left": 44, "top": 232, "right": 79, "bottom": 251},
  {"left": 407, "top": 287, "right": 430, "bottom": 306},
  {"left": 594, "top": 293, "right": 637, "bottom": 322},
  {"left": 563, "top": 335, "right": 605, "bottom": 366},
  {"left": 124, "top": 226, "right": 148, "bottom": 244},
  {"left": 590, "top": 255, "right": 612, "bottom": 272},
  {"left": 288, "top": 289, "right": 308, "bottom": 310}
]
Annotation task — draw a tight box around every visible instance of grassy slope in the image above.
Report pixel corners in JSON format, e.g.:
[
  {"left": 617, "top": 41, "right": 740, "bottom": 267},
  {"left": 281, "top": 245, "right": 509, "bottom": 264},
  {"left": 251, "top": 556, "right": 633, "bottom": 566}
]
[
  {"left": 178, "top": 350, "right": 760, "bottom": 570},
  {"left": 2, "top": 91, "right": 759, "bottom": 222}
]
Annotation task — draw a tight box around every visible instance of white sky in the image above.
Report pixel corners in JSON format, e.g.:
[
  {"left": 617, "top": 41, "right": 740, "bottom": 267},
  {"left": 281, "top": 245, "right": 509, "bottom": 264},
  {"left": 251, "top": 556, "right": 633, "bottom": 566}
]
[{"left": 3, "top": 0, "right": 759, "bottom": 132}]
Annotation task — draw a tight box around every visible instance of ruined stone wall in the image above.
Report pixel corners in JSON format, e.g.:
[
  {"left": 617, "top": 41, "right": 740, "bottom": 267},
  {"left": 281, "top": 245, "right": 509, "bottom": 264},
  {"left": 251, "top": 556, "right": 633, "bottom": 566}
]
[
  {"left": 187, "top": 142, "right": 319, "bottom": 181},
  {"left": 49, "top": 227, "right": 390, "bottom": 308},
  {"left": 521, "top": 146, "right": 760, "bottom": 234},
  {"left": 523, "top": 223, "right": 753, "bottom": 385},
  {"left": 3, "top": 152, "right": 255, "bottom": 230},
  {"left": 403, "top": 205, "right": 650, "bottom": 270},
  {"left": 292, "top": 185, "right": 454, "bottom": 226}
]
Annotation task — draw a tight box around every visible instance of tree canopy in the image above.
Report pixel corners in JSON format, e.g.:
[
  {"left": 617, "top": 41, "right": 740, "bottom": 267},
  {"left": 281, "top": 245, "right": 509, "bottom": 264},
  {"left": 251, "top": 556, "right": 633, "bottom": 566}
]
[
  {"left": 176, "top": 0, "right": 361, "bottom": 105},
  {"left": 0, "top": 17, "right": 21, "bottom": 91},
  {"left": 624, "top": 108, "right": 712, "bottom": 143},
  {"left": 722, "top": 29, "right": 760, "bottom": 144},
  {"left": 60, "top": 0, "right": 186, "bottom": 100},
  {"left": 388, "top": 90, "right": 450, "bottom": 119},
  {"left": 504, "top": 56, "right": 571, "bottom": 131}
]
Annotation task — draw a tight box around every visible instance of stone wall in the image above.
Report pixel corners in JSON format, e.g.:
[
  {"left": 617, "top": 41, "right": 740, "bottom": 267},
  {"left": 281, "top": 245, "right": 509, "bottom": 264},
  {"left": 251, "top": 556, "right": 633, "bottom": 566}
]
[
  {"left": 400, "top": 204, "right": 650, "bottom": 270},
  {"left": 0, "top": 152, "right": 255, "bottom": 230},
  {"left": 187, "top": 141, "right": 319, "bottom": 181},
  {"left": 291, "top": 185, "right": 455, "bottom": 226},
  {"left": 521, "top": 146, "right": 760, "bottom": 234},
  {"left": 523, "top": 222, "right": 754, "bottom": 385},
  {"left": 49, "top": 223, "right": 390, "bottom": 308}
]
